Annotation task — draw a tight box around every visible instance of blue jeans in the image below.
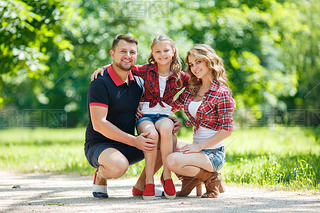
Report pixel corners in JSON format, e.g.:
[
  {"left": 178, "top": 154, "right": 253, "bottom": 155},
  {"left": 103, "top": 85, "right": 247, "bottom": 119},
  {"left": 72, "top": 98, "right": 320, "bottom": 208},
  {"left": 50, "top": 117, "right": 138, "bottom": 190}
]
[
  {"left": 202, "top": 146, "right": 225, "bottom": 172},
  {"left": 136, "top": 113, "right": 169, "bottom": 127}
]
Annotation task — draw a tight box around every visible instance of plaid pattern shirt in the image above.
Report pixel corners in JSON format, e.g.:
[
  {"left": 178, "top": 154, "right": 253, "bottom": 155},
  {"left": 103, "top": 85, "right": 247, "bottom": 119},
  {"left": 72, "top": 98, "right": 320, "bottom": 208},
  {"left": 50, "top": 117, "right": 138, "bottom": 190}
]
[
  {"left": 132, "top": 64, "right": 190, "bottom": 107},
  {"left": 172, "top": 80, "right": 235, "bottom": 133}
]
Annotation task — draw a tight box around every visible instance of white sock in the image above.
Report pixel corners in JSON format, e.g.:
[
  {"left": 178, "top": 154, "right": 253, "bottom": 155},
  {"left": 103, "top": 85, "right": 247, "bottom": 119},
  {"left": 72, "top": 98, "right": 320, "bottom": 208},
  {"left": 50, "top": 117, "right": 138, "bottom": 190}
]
[
  {"left": 155, "top": 188, "right": 163, "bottom": 197},
  {"left": 93, "top": 184, "right": 107, "bottom": 193}
]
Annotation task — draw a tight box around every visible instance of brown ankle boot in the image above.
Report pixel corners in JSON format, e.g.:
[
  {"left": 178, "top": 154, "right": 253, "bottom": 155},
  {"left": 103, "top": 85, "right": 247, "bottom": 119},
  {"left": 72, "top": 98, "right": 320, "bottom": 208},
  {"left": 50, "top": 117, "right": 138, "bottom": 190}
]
[
  {"left": 176, "top": 169, "right": 213, "bottom": 197},
  {"left": 202, "top": 172, "right": 223, "bottom": 198},
  {"left": 219, "top": 180, "right": 226, "bottom": 193},
  {"left": 175, "top": 174, "right": 199, "bottom": 197}
]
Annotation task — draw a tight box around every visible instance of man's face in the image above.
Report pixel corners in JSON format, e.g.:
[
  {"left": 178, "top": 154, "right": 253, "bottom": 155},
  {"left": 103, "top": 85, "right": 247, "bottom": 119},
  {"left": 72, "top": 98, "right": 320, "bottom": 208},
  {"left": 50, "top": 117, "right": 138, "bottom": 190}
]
[{"left": 110, "top": 40, "right": 138, "bottom": 71}]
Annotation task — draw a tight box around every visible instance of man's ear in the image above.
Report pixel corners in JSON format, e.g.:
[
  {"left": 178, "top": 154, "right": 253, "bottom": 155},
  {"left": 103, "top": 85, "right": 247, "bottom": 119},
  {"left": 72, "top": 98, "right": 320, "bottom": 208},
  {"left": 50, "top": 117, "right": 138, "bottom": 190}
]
[{"left": 110, "top": 50, "right": 114, "bottom": 59}]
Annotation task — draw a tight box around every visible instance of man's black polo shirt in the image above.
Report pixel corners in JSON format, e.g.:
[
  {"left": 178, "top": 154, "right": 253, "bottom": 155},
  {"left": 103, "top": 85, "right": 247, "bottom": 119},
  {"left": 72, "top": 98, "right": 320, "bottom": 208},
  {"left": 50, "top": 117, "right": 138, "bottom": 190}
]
[{"left": 85, "top": 66, "right": 144, "bottom": 151}]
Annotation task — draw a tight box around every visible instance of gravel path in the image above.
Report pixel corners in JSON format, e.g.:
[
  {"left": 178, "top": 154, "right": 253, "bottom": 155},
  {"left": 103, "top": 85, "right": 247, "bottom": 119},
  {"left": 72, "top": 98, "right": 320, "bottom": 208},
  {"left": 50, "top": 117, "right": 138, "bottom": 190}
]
[{"left": 1, "top": 171, "right": 319, "bottom": 213}]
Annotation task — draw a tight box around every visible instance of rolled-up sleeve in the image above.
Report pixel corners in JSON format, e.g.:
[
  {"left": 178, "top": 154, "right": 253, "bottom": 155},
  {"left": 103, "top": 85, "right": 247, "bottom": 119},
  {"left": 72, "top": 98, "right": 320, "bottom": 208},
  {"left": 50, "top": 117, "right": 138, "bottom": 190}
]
[{"left": 216, "top": 91, "right": 235, "bottom": 132}]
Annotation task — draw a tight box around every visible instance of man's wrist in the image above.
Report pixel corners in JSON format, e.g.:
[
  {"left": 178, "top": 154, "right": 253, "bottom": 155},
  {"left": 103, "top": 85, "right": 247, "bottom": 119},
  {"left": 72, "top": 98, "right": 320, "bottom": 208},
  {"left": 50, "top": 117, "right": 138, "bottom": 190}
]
[{"left": 128, "top": 135, "right": 137, "bottom": 147}]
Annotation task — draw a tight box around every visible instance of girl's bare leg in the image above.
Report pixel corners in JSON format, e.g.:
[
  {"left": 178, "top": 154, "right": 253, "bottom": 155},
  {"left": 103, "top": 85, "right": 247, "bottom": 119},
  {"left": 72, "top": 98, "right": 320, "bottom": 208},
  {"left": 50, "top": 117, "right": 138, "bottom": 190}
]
[
  {"left": 137, "top": 121, "right": 159, "bottom": 185},
  {"left": 155, "top": 118, "right": 174, "bottom": 180}
]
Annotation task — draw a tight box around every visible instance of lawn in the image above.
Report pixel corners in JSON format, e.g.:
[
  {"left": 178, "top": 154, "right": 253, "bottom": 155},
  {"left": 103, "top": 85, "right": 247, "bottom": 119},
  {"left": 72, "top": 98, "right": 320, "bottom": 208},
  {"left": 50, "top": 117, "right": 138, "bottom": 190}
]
[{"left": 0, "top": 126, "right": 319, "bottom": 192}]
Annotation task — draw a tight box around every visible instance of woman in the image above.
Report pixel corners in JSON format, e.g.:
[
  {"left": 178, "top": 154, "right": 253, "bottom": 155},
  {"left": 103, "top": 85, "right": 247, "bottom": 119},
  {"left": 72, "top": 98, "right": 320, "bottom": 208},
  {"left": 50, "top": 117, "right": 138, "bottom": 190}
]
[{"left": 167, "top": 44, "right": 235, "bottom": 198}]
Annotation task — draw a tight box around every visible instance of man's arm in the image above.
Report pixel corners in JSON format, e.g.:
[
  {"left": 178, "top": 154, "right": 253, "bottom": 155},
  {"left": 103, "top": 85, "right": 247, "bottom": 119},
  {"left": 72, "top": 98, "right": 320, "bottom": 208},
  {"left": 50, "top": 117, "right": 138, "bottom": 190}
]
[{"left": 90, "top": 105, "right": 156, "bottom": 152}]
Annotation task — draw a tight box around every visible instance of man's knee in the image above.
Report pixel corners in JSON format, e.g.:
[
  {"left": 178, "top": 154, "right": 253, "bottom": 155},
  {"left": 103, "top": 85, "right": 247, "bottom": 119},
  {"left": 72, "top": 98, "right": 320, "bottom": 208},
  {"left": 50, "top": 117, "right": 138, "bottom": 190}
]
[
  {"left": 98, "top": 148, "right": 129, "bottom": 179},
  {"left": 109, "top": 162, "right": 128, "bottom": 178},
  {"left": 100, "top": 159, "right": 129, "bottom": 179}
]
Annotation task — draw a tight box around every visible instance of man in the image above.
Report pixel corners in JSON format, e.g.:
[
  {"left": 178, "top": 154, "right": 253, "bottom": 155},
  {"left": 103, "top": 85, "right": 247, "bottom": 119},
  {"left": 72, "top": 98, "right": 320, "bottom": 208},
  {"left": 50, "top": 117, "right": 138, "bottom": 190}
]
[{"left": 85, "top": 35, "right": 180, "bottom": 200}]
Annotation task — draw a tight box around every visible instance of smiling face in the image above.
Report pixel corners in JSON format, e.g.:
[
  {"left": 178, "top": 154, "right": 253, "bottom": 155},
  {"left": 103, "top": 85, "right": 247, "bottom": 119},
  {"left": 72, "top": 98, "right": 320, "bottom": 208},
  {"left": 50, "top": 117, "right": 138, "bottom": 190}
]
[
  {"left": 110, "top": 40, "right": 138, "bottom": 71},
  {"left": 187, "top": 55, "right": 211, "bottom": 80},
  {"left": 151, "top": 42, "right": 175, "bottom": 66}
]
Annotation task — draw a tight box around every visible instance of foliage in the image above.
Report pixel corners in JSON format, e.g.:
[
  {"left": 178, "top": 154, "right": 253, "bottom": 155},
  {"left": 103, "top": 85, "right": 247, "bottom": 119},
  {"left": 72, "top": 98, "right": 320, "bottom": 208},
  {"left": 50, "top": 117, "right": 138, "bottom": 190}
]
[
  {"left": 0, "top": 0, "right": 319, "bottom": 127},
  {"left": 282, "top": 0, "right": 320, "bottom": 112},
  {"left": 0, "top": 0, "right": 74, "bottom": 107},
  {"left": 0, "top": 127, "right": 319, "bottom": 192}
]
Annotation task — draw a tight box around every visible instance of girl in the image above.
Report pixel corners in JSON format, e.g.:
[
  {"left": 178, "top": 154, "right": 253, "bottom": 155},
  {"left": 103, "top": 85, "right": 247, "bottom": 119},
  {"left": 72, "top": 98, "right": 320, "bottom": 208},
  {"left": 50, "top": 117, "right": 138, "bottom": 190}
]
[
  {"left": 92, "top": 35, "right": 190, "bottom": 199},
  {"left": 167, "top": 44, "right": 235, "bottom": 198}
]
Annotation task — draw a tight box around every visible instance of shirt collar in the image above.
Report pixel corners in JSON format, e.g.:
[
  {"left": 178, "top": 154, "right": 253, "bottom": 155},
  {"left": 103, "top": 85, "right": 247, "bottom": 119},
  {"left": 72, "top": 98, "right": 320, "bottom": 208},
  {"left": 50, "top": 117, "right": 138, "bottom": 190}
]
[
  {"left": 108, "top": 63, "right": 135, "bottom": 86},
  {"left": 151, "top": 63, "right": 177, "bottom": 79},
  {"left": 209, "top": 80, "right": 220, "bottom": 92}
]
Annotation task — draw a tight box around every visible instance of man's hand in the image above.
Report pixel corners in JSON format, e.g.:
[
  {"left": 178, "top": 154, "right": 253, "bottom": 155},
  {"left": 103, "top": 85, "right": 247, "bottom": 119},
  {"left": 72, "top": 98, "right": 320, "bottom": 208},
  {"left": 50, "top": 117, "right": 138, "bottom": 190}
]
[
  {"left": 133, "top": 132, "right": 157, "bottom": 152},
  {"left": 135, "top": 102, "right": 143, "bottom": 120},
  {"left": 169, "top": 116, "right": 181, "bottom": 134}
]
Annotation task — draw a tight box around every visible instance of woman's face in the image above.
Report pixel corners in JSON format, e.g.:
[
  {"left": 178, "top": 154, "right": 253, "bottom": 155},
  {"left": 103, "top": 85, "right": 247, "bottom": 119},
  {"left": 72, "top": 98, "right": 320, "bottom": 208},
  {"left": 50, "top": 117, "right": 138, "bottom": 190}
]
[
  {"left": 187, "top": 55, "right": 210, "bottom": 79},
  {"left": 152, "top": 42, "right": 175, "bottom": 66}
]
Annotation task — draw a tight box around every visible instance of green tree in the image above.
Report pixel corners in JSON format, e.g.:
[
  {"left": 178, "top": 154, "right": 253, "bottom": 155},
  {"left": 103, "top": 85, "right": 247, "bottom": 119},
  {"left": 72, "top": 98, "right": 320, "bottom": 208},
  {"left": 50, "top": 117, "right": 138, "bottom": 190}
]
[
  {"left": 0, "top": 0, "right": 74, "bottom": 108},
  {"left": 283, "top": 0, "right": 320, "bottom": 112},
  {"left": 1, "top": 0, "right": 318, "bottom": 127}
]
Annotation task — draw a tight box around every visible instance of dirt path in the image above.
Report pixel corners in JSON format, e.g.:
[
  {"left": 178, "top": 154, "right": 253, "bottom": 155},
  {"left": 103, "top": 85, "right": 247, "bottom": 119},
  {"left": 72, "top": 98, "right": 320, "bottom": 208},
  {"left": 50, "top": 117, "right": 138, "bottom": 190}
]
[{"left": 1, "top": 171, "right": 319, "bottom": 213}]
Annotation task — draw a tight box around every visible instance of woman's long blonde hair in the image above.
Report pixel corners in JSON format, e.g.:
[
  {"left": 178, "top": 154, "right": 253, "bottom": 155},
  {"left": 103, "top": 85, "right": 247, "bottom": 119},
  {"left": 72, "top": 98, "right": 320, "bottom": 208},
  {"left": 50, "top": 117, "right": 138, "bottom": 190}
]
[
  {"left": 185, "top": 44, "right": 229, "bottom": 95},
  {"left": 148, "top": 35, "right": 183, "bottom": 88}
]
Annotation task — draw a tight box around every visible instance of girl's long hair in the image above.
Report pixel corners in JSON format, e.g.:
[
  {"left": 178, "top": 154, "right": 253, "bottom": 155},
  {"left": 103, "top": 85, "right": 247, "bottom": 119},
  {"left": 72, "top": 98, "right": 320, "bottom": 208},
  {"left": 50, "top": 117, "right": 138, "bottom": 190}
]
[
  {"left": 185, "top": 44, "right": 229, "bottom": 95},
  {"left": 148, "top": 35, "right": 183, "bottom": 88}
]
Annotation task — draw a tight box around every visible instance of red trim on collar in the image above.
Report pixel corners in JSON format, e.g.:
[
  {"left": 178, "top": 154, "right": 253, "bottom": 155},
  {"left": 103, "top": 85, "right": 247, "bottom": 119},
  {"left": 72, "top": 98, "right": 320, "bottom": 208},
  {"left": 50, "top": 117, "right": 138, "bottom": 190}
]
[
  {"left": 108, "top": 64, "right": 135, "bottom": 86},
  {"left": 128, "top": 71, "right": 135, "bottom": 81}
]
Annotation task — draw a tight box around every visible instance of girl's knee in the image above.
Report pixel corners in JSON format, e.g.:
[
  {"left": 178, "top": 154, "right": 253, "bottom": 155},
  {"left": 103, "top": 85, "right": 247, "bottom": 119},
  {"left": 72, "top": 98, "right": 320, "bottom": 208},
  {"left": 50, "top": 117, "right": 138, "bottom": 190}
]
[
  {"left": 148, "top": 131, "right": 159, "bottom": 142},
  {"left": 157, "top": 119, "right": 174, "bottom": 133},
  {"left": 158, "top": 126, "right": 174, "bottom": 138}
]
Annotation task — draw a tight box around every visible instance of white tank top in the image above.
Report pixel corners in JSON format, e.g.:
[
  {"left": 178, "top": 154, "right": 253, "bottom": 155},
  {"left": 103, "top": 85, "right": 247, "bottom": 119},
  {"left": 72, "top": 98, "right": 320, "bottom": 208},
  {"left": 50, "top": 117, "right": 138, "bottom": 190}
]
[{"left": 189, "top": 101, "right": 224, "bottom": 149}]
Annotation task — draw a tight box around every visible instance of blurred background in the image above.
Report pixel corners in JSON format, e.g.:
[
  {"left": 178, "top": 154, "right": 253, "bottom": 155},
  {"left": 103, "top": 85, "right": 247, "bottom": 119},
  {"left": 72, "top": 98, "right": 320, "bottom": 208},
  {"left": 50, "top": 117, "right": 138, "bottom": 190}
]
[{"left": 0, "top": 0, "right": 319, "bottom": 191}]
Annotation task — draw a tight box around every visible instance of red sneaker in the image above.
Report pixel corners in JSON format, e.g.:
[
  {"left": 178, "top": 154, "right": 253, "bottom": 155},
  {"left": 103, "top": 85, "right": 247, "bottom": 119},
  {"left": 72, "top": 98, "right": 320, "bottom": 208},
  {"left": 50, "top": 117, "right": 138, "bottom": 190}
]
[
  {"left": 142, "top": 183, "right": 155, "bottom": 200},
  {"left": 161, "top": 174, "right": 176, "bottom": 199},
  {"left": 132, "top": 186, "right": 143, "bottom": 196}
]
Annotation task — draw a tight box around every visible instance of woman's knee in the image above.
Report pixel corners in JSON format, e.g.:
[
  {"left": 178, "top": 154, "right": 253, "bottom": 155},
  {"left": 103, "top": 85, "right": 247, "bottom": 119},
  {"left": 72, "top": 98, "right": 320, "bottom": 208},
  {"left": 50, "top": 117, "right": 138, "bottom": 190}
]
[{"left": 166, "top": 153, "right": 181, "bottom": 171}]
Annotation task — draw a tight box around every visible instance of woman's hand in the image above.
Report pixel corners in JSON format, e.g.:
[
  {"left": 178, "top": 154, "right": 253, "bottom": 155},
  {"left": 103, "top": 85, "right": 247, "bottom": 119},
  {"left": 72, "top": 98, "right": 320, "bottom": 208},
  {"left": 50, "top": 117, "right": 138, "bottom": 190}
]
[
  {"left": 176, "top": 143, "right": 202, "bottom": 154},
  {"left": 135, "top": 103, "right": 143, "bottom": 120},
  {"left": 90, "top": 64, "right": 110, "bottom": 82}
]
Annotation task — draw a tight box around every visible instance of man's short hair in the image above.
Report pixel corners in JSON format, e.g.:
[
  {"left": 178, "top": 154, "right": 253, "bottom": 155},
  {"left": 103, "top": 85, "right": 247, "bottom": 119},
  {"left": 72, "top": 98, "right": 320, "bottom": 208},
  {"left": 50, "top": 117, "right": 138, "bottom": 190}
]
[{"left": 112, "top": 35, "right": 138, "bottom": 51}]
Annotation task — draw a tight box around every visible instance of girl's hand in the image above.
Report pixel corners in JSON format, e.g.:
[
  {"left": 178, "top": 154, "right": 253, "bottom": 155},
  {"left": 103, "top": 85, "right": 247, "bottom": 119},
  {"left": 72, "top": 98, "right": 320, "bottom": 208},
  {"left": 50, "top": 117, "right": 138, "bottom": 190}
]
[
  {"left": 90, "top": 64, "right": 110, "bottom": 82},
  {"left": 135, "top": 102, "right": 143, "bottom": 120},
  {"left": 176, "top": 143, "right": 202, "bottom": 154}
]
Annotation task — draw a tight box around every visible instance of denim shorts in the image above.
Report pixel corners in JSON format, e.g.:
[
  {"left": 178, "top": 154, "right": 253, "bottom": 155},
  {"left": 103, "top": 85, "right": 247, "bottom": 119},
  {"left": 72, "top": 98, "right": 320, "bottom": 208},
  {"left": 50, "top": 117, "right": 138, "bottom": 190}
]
[
  {"left": 136, "top": 113, "right": 169, "bottom": 127},
  {"left": 202, "top": 146, "right": 225, "bottom": 172},
  {"left": 85, "top": 141, "right": 144, "bottom": 168}
]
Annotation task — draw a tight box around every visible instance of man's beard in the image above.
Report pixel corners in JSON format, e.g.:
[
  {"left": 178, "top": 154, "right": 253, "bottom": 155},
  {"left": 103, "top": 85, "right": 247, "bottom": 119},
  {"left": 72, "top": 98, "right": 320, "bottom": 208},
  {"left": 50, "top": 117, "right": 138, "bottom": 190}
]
[{"left": 113, "top": 61, "right": 133, "bottom": 71}]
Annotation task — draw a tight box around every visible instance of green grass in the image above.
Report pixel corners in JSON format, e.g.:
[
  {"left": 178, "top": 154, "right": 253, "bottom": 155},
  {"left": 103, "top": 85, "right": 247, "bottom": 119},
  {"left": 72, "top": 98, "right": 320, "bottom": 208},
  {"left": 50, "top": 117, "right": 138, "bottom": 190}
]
[{"left": 0, "top": 126, "right": 319, "bottom": 192}]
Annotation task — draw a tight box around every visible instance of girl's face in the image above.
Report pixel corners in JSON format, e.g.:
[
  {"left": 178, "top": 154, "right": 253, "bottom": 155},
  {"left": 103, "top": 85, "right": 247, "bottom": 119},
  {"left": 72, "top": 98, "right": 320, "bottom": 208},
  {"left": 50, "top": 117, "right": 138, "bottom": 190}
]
[
  {"left": 187, "top": 55, "right": 211, "bottom": 80},
  {"left": 152, "top": 42, "right": 175, "bottom": 66}
]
